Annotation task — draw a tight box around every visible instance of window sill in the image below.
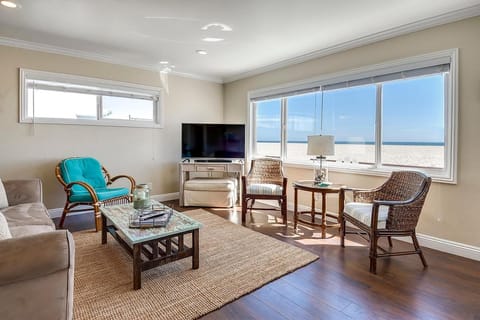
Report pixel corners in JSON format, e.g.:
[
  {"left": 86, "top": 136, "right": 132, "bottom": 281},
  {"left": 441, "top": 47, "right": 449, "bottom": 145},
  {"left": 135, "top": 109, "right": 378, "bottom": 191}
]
[{"left": 283, "top": 160, "right": 456, "bottom": 184}]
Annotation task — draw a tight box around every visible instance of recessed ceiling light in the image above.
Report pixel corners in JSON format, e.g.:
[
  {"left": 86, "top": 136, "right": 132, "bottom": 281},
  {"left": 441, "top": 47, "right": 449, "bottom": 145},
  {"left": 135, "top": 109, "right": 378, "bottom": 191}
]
[
  {"left": 1, "top": 1, "right": 18, "bottom": 8},
  {"left": 159, "top": 61, "right": 169, "bottom": 65},
  {"left": 201, "top": 23, "right": 232, "bottom": 32},
  {"left": 202, "top": 37, "right": 224, "bottom": 42},
  {"left": 196, "top": 50, "right": 208, "bottom": 55}
]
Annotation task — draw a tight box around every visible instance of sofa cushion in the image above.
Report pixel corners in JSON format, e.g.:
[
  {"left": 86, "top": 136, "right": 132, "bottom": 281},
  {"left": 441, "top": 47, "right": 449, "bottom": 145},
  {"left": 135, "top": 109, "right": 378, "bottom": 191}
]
[
  {"left": 0, "top": 212, "right": 12, "bottom": 240},
  {"left": 0, "top": 179, "right": 8, "bottom": 209},
  {"left": 2, "top": 203, "right": 55, "bottom": 237}
]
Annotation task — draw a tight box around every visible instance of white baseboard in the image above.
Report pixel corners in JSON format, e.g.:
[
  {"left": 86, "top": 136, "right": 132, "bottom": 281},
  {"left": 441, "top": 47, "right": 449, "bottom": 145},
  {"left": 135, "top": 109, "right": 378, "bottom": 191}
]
[
  {"left": 48, "top": 192, "right": 180, "bottom": 219},
  {"left": 151, "top": 192, "right": 179, "bottom": 202},
  {"left": 399, "top": 233, "right": 480, "bottom": 261},
  {"left": 48, "top": 206, "right": 92, "bottom": 219}
]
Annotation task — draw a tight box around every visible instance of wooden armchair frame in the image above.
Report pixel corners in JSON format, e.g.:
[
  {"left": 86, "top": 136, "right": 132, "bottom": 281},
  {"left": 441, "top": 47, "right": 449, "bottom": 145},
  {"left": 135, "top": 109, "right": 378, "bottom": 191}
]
[
  {"left": 340, "top": 171, "right": 431, "bottom": 273},
  {"left": 55, "top": 162, "right": 135, "bottom": 232}
]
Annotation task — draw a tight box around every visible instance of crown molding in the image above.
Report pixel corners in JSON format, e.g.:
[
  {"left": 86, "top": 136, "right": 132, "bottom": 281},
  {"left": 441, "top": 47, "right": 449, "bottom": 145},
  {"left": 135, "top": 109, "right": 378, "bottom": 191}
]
[
  {"left": 0, "top": 36, "right": 223, "bottom": 83},
  {"left": 223, "top": 5, "right": 480, "bottom": 83}
]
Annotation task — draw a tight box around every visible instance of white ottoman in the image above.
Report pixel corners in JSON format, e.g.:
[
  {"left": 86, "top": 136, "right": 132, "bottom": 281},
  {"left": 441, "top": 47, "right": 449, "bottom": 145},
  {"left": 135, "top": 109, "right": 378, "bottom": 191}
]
[{"left": 183, "top": 178, "right": 238, "bottom": 208}]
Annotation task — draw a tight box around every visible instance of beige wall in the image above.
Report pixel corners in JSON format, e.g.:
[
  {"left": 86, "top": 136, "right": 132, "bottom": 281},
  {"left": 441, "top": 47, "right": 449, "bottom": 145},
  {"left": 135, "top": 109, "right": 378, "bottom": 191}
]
[
  {"left": 224, "top": 17, "right": 480, "bottom": 247},
  {"left": 0, "top": 45, "right": 224, "bottom": 209}
]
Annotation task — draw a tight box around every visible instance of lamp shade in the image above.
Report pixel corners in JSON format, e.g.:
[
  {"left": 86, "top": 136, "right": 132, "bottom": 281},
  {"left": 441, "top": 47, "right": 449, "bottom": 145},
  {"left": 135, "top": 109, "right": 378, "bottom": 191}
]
[{"left": 307, "top": 135, "right": 335, "bottom": 156}]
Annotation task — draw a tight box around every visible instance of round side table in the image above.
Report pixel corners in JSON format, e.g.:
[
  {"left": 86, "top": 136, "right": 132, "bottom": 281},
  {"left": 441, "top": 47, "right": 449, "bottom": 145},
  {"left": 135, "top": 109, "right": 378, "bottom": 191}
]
[{"left": 293, "top": 180, "right": 345, "bottom": 238}]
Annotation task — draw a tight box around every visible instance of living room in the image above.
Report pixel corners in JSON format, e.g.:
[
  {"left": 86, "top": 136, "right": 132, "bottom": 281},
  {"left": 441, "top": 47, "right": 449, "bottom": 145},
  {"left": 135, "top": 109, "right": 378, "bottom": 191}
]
[{"left": 1, "top": 1, "right": 479, "bottom": 319}]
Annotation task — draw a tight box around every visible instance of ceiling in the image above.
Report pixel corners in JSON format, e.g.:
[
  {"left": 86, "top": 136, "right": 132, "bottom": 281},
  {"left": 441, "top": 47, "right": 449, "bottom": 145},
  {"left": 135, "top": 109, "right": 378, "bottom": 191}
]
[{"left": 0, "top": 0, "right": 479, "bottom": 83}]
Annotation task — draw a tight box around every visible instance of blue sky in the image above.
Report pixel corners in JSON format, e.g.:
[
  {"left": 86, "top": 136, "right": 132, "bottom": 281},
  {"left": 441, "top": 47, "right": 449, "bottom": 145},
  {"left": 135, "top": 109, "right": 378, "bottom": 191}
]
[{"left": 256, "top": 74, "right": 445, "bottom": 144}]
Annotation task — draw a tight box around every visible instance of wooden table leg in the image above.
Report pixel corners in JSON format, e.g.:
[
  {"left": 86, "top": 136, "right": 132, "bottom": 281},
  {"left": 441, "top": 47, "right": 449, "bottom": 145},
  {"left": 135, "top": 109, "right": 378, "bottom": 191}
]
[
  {"left": 311, "top": 192, "right": 315, "bottom": 223},
  {"left": 293, "top": 187, "right": 298, "bottom": 231},
  {"left": 321, "top": 193, "right": 327, "bottom": 238},
  {"left": 101, "top": 214, "right": 107, "bottom": 244},
  {"left": 133, "top": 244, "right": 142, "bottom": 290},
  {"left": 192, "top": 229, "right": 199, "bottom": 269}
]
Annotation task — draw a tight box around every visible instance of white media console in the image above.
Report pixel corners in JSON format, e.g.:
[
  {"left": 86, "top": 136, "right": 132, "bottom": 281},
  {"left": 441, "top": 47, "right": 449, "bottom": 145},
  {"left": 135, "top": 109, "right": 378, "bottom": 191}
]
[{"left": 179, "top": 160, "right": 244, "bottom": 207}]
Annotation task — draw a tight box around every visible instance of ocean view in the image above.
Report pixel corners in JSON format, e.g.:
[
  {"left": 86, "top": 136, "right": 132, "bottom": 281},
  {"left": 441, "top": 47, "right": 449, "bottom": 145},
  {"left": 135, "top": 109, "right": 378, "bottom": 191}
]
[{"left": 256, "top": 142, "right": 444, "bottom": 168}]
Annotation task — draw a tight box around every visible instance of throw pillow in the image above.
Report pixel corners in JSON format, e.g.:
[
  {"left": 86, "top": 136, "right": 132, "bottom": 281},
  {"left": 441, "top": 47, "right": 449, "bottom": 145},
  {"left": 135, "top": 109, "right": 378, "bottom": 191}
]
[
  {"left": 0, "top": 179, "right": 9, "bottom": 209},
  {"left": 0, "top": 212, "right": 12, "bottom": 240}
]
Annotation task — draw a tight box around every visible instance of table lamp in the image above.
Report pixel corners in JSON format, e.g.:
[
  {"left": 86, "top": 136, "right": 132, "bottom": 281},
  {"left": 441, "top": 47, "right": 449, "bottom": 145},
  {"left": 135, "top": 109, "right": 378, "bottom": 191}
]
[{"left": 307, "top": 135, "right": 335, "bottom": 184}]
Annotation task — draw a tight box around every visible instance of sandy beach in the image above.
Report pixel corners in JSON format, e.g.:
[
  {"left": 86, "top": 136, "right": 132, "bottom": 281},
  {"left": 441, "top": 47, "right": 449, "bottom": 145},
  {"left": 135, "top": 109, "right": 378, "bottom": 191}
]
[{"left": 256, "top": 143, "right": 444, "bottom": 168}]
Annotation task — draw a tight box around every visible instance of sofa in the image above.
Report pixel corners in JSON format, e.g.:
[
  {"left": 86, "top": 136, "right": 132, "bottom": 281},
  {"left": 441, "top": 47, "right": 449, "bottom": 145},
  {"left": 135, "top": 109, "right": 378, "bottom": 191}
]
[{"left": 0, "top": 179, "right": 74, "bottom": 320}]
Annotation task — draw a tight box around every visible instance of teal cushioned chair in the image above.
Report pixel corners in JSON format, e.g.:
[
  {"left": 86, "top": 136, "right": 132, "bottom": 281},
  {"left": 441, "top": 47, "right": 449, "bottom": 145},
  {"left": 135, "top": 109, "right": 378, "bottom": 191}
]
[{"left": 55, "top": 157, "right": 135, "bottom": 231}]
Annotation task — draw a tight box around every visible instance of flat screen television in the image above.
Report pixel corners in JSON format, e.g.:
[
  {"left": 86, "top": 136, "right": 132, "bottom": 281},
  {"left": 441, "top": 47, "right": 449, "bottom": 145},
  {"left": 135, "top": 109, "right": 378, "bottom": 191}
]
[{"left": 182, "top": 123, "right": 245, "bottom": 160}]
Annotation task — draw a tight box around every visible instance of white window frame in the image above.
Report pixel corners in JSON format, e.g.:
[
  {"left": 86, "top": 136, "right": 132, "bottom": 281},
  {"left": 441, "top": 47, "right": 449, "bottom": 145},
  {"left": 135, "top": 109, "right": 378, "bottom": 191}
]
[
  {"left": 247, "top": 49, "right": 458, "bottom": 183},
  {"left": 19, "top": 69, "right": 164, "bottom": 128}
]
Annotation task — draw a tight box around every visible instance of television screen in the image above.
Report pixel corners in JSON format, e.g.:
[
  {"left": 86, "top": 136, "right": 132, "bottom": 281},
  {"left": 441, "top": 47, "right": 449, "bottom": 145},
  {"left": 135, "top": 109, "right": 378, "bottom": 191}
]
[{"left": 182, "top": 123, "right": 245, "bottom": 159}]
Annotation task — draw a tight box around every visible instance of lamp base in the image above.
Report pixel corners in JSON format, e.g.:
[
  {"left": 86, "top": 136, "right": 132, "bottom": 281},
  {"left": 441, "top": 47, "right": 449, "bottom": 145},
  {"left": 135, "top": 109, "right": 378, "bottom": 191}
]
[{"left": 314, "top": 167, "right": 329, "bottom": 184}]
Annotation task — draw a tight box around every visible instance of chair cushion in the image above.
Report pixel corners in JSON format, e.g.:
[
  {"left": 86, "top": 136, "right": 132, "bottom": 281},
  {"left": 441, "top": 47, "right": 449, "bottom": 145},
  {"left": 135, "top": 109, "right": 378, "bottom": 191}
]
[
  {"left": 60, "top": 157, "right": 107, "bottom": 193},
  {"left": 344, "top": 202, "right": 389, "bottom": 228},
  {"left": 69, "top": 187, "right": 130, "bottom": 203},
  {"left": 247, "top": 183, "right": 283, "bottom": 196}
]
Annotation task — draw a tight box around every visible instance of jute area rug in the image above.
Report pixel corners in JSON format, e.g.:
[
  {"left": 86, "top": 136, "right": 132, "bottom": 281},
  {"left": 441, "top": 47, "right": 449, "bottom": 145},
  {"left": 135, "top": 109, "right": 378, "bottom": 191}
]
[{"left": 73, "top": 209, "right": 318, "bottom": 320}]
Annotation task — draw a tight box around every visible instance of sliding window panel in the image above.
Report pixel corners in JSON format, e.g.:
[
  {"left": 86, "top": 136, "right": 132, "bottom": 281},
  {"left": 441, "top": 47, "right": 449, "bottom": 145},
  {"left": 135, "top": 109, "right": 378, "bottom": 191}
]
[
  {"left": 102, "top": 96, "right": 154, "bottom": 121},
  {"left": 254, "top": 99, "right": 282, "bottom": 157},
  {"left": 323, "top": 85, "right": 377, "bottom": 165},
  {"left": 382, "top": 75, "right": 445, "bottom": 169},
  {"left": 286, "top": 92, "right": 321, "bottom": 162},
  {"left": 27, "top": 88, "right": 97, "bottom": 120}
]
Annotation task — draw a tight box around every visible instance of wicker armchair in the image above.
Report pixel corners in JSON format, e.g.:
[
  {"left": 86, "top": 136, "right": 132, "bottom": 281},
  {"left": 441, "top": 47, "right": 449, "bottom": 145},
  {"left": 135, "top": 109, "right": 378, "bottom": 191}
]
[
  {"left": 241, "top": 158, "right": 287, "bottom": 224},
  {"left": 340, "top": 171, "right": 431, "bottom": 273},
  {"left": 55, "top": 157, "right": 135, "bottom": 231}
]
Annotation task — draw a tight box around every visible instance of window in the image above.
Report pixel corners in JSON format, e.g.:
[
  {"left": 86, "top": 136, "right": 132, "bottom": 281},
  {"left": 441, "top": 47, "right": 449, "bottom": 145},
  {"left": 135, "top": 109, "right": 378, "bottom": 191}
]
[
  {"left": 20, "top": 69, "right": 163, "bottom": 128},
  {"left": 249, "top": 49, "right": 457, "bottom": 182}
]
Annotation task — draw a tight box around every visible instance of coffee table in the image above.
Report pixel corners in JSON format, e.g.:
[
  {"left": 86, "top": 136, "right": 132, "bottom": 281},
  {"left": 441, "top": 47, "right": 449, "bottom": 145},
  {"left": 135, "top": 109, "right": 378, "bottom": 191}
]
[{"left": 100, "top": 202, "right": 202, "bottom": 290}]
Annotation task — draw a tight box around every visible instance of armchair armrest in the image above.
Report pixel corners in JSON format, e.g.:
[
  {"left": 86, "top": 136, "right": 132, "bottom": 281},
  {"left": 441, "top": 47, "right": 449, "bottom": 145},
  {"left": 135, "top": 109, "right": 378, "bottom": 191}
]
[
  {"left": 66, "top": 181, "right": 100, "bottom": 202},
  {"left": 3, "top": 179, "right": 43, "bottom": 206},
  {"left": 373, "top": 198, "right": 416, "bottom": 206},
  {"left": 109, "top": 174, "right": 136, "bottom": 192},
  {"left": 0, "top": 230, "right": 74, "bottom": 286}
]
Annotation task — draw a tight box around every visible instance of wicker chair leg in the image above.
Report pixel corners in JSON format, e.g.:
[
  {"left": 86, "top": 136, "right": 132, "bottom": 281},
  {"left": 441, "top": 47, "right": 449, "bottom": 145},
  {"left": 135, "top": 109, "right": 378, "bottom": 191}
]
[
  {"left": 241, "top": 197, "right": 247, "bottom": 223},
  {"left": 340, "top": 218, "right": 346, "bottom": 248},
  {"left": 281, "top": 198, "right": 287, "bottom": 225},
  {"left": 369, "top": 234, "right": 379, "bottom": 274},
  {"left": 412, "top": 233, "right": 428, "bottom": 268},
  {"left": 58, "top": 203, "right": 70, "bottom": 229},
  {"left": 388, "top": 236, "right": 393, "bottom": 247},
  {"left": 94, "top": 204, "right": 102, "bottom": 232}
]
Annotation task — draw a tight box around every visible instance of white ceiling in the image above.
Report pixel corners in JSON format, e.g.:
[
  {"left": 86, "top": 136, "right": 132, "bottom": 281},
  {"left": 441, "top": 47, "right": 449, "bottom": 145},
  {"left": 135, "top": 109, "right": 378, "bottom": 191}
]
[{"left": 0, "top": 0, "right": 479, "bottom": 83}]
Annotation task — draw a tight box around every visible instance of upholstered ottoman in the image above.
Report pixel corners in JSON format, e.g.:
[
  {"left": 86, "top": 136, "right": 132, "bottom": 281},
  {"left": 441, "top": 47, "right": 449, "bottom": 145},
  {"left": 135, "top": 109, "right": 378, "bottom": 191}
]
[{"left": 183, "top": 178, "right": 237, "bottom": 207}]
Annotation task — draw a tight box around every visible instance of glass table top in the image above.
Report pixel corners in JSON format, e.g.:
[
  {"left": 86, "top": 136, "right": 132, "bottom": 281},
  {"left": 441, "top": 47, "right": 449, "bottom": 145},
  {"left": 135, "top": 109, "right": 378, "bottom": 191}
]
[
  {"left": 100, "top": 201, "right": 202, "bottom": 244},
  {"left": 293, "top": 180, "right": 346, "bottom": 190}
]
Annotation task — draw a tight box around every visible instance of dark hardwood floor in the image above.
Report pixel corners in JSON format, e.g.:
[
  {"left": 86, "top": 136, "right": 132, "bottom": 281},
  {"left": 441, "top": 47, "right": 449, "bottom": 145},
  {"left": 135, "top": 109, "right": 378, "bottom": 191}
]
[{"left": 54, "top": 202, "right": 480, "bottom": 320}]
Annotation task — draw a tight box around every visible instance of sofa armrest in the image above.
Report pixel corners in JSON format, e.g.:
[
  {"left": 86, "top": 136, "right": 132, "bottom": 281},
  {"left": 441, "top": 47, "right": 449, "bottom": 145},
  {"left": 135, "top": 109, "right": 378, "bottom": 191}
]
[
  {"left": 3, "top": 179, "right": 43, "bottom": 206},
  {"left": 0, "top": 230, "right": 74, "bottom": 286}
]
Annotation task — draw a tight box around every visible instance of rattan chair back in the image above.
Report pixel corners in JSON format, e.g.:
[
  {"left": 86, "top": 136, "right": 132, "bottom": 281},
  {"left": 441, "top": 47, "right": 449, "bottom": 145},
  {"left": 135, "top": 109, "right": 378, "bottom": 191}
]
[{"left": 246, "top": 158, "right": 284, "bottom": 186}]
